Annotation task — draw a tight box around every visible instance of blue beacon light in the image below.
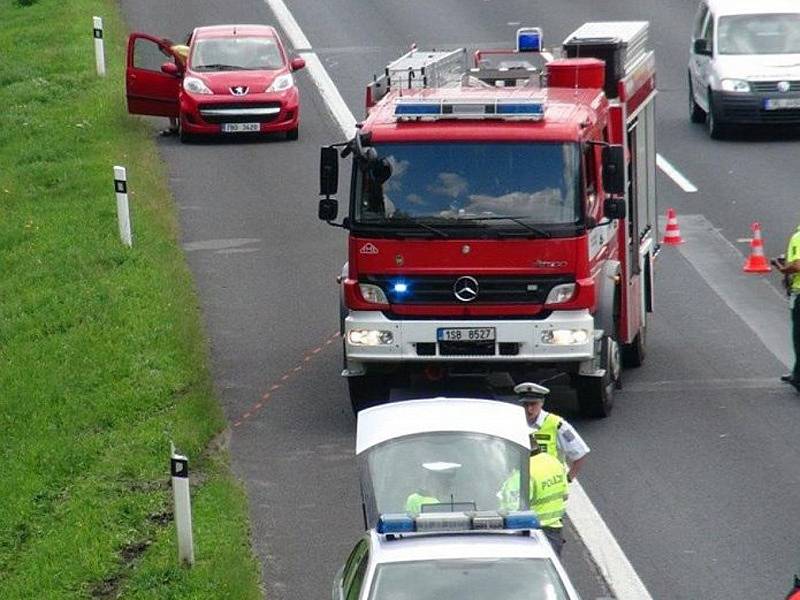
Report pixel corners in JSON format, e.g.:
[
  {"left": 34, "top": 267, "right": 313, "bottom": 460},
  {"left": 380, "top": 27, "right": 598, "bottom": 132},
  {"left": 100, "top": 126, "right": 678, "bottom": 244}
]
[{"left": 516, "top": 27, "right": 543, "bottom": 53}]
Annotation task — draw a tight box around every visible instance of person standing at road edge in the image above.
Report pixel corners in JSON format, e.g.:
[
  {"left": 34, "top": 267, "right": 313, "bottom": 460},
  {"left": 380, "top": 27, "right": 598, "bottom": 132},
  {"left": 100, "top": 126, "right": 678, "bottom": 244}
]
[
  {"left": 514, "top": 382, "right": 590, "bottom": 481},
  {"left": 774, "top": 224, "right": 800, "bottom": 391}
]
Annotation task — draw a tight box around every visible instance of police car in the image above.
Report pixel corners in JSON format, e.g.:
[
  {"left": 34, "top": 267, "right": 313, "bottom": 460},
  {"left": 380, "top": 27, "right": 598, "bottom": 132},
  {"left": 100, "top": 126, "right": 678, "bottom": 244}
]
[
  {"left": 332, "top": 511, "right": 581, "bottom": 599},
  {"left": 335, "top": 398, "right": 581, "bottom": 599}
]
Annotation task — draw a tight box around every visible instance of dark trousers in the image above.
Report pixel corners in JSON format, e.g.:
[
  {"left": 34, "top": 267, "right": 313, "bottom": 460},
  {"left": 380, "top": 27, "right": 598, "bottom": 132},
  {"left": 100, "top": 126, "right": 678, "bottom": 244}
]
[
  {"left": 542, "top": 526, "right": 565, "bottom": 557},
  {"left": 793, "top": 296, "right": 800, "bottom": 380}
]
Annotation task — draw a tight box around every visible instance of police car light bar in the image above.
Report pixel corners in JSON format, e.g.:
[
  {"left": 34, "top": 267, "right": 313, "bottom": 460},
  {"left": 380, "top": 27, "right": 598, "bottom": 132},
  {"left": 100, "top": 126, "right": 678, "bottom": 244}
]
[
  {"left": 516, "top": 27, "right": 543, "bottom": 53},
  {"left": 394, "top": 98, "right": 545, "bottom": 121},
  {"left": 377, "top": 511, "right": 540, "bottom": 534}
]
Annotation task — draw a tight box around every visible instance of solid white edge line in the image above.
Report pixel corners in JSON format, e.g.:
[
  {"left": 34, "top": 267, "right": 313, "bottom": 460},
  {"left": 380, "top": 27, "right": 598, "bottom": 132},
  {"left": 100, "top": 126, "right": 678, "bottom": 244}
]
[
  {"left": 266, "top": 0, "right": 357, "bottom": 139},
  {"left": 568, "top": 482, "right": 654, "bottom": 600},
  {"left": 264, "top": 1, "right": 653, "bottom": 597},
  {"left": 656, "top": 153, "right": 698, "bottom": 193}
]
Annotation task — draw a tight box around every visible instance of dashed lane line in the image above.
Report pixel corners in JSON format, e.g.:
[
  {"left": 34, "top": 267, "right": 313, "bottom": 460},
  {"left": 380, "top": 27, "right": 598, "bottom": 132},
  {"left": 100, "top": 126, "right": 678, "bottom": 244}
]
[
  {"left": 657, "top": 153, "right": 699, "bottom": 193},
  {"left": 264, "top": 1, "right": 655, "bottom": 598}
]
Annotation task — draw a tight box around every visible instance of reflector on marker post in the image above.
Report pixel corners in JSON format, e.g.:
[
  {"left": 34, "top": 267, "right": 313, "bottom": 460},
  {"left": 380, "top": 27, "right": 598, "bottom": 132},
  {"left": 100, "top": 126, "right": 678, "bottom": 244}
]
[
  {"left": 516, "top": 27, "right": 543, "bottom": 53},
  {"left": 113, "top": 166, "right": 132, "bottom": 247},
  {"left": 171, "top": 447, "right": 195, "bottom": 565},
  {"left": 93, "top": 16, "right": 106, "bottom": 76}
]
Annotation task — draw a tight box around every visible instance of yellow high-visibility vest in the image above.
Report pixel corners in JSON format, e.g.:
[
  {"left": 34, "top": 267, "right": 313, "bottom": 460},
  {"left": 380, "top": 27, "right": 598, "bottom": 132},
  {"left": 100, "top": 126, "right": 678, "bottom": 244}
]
[
  {"left": 530, "top": 452, "right": 568, "bottom": 528},
  {"left": 787, "top": 227, "right": 800, "bottom": 293},
  {"left": 532, "top": 413, "right": 564, "bottom": 462}
]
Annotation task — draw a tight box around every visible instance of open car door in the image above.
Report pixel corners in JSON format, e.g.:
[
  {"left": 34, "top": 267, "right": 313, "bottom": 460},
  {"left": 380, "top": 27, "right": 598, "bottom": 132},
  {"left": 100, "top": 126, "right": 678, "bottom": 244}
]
[{"left": 126, "top": 33, "right": 181, "bottom": 117}]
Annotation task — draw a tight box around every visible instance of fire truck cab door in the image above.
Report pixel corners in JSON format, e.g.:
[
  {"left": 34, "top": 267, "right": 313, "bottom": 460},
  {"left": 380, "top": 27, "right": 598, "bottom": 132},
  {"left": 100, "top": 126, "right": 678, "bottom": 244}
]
[{"left": 126, "top": 33, "right": 181, "bottom": 118}]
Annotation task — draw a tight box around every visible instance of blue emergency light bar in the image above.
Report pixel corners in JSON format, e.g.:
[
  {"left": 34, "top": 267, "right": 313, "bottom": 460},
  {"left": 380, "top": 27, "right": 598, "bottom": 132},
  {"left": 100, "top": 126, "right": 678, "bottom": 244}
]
[
  {"left": 394, "top": 98, "right": 545, "bottom": 121},
  {"left": 377, "top": 511, "right": 540, "bottom": 534},
  {"left": 516, "top": 27, "right": 543, "bottom": 53}
]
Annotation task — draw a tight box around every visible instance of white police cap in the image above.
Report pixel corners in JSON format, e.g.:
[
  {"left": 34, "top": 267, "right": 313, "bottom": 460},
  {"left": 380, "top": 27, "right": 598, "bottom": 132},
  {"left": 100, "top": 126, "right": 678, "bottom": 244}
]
[{"left": 513, "top": 382, "right": 550, "bottom": 401}]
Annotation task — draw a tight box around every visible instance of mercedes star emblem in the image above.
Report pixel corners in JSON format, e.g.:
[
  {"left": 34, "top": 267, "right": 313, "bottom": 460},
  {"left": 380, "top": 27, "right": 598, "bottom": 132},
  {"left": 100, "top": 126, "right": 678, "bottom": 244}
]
[{"left": 453, "top": 276, "right": 479, "bottom": 302}]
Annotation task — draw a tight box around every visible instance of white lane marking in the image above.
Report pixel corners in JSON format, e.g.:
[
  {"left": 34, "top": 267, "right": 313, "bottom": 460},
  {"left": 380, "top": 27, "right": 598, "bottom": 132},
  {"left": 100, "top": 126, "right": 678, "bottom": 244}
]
[
  {"left": 265, "top": 2, "right": 654, "bottom": 597},
  {"left": 541, "top": 50, "right": 554, "bottom": 62},
  {"left": 656, "top": 153, "right": 698, "bottom": 193},
  {"left": 568, "top": 483, "right": 654, "bottom": 600},
  {"left": 670, "top": 214, "right": 792, "bottom": 367},
  {"left": 266, "top": 0, "right": 357, "bottom": 139}
]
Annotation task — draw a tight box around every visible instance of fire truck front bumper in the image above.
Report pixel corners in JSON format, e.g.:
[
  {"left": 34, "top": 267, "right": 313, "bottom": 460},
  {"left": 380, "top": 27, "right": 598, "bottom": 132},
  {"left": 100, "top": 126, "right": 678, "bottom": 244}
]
[{"left": 343, "top": 310, "right": 596, "bottom": 372}]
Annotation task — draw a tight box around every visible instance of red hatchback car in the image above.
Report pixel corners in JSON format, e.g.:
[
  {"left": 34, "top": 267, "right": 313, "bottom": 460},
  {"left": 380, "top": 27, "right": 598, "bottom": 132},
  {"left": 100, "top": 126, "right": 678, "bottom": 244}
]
[{"left": 126, "top": 25, "right": 305, "bottom": 142}]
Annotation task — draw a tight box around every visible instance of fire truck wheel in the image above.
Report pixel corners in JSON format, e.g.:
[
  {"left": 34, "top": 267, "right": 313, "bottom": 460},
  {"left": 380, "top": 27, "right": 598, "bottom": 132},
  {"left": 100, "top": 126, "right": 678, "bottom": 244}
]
[
  {"left": 576, "top": 335, "right": 620, "bottom": 418},
  {"left": 688, "top": 77, "right": 705, "bottom": 124},
  {"left": 348, "top": 374, "right": 391, "bottom": 413},
  {"left": 622, "top": 326, "right": 646, "bottom": 368}
]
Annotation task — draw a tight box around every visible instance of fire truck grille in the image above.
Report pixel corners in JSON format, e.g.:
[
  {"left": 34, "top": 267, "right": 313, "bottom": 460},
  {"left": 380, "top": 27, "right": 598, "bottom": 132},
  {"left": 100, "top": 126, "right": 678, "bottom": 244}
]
[{"left": 363, "top": 274, "right": 574, "bottom": 305}]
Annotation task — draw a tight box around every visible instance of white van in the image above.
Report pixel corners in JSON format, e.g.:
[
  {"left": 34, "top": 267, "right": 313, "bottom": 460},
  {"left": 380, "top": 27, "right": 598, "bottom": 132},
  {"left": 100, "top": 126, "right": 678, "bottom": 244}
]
[{"left": 688, "top": 0, "right": 800, "bottom": 138}]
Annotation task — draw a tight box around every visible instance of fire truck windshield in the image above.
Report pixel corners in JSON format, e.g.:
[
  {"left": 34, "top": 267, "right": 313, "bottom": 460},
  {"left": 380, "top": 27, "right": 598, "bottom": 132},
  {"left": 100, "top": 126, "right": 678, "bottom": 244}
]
[{"left": 353, "top": 142, "right": 581, "bottom": 236}]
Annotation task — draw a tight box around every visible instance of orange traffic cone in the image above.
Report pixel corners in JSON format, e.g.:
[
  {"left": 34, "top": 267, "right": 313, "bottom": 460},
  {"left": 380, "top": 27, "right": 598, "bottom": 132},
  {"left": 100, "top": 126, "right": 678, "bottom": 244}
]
[
  {"left": 743, "top": 222, "right": 771, "bottom": 273},
  {"left": 661, "top": 208, "right": 684, "bottom": 245}
]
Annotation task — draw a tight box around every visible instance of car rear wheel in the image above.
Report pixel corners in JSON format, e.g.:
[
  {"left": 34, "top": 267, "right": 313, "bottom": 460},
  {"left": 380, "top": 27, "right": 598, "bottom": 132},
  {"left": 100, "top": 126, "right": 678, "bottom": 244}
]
[
  {"left": 286, "top": 127, "right": 299, "bottom": 141},
  {"left": 688, "top": 76, "right": 705, "bottom": 123}
]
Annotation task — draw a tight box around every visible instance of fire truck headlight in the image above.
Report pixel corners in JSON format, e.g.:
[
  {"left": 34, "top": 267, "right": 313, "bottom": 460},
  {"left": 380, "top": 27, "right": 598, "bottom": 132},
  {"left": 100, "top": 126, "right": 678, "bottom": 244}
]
[
  {"left": 720, "top": 79, "right": 751, "bottom": 93},
  {"left": 359, "top": 283, "right": 389, "bottom": 304},
  {"left": 541, "top": 329, "right": 589, "bottom": 345},
  {"left": 348, "top": 329, "right": 394, "bottom": 346},
  {"left": 545, "top": 283, "right": 576, "bottom": 305}
]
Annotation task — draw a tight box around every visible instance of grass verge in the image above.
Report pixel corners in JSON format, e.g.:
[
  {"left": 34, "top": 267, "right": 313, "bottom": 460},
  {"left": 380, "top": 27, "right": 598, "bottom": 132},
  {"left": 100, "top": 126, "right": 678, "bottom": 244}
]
[{"left": 0, "top": 0, "right": 262, "bottom": 597}]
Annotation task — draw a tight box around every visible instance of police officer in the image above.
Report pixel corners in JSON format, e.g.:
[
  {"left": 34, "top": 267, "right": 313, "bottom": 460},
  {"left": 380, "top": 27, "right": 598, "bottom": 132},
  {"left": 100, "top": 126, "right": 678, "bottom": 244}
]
[
  {"left": 404, "top": 462, "right": 460, "bottom": 514},
  {"left": 775, "top": 224, "right": 800, "bottom": 391},
  {"left": 514, "top": 382, "right": 590, "bottom": 481},
  {"left": 529, "top": 437, "right": 569, "bottom": 556}
]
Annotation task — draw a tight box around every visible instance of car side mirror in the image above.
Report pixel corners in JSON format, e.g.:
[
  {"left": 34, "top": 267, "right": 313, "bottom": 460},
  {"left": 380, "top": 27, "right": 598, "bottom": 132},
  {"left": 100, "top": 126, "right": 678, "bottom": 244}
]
[
  {"left": 161, "top": 61, "right": 180, "bottom": 76},
  {"left": 320, "top": 146, "right": 339, "bottom": 196},
  {"left": 693, "top": 38, "right": 712, "bottom": 56},
  {"left": 601, "top": 145, "right": 625, "bottom": 196},
  {"left": 290, "top": 57, "right": 306, "bottom": 71},
  {"left": 318, "top": 198, "right": 339, "bottom": 222},
  {"left": 604, "top": 197, "right": 626, "bottom": 220}
]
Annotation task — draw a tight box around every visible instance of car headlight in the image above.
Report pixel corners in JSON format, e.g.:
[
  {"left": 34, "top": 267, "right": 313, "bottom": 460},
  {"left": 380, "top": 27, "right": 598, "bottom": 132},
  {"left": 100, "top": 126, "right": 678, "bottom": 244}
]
[
  {"left": 359, "top": 283, "right": 388, "bottom": 304},
  {"left": 541, "top": 329, "right": 589, "bottom": 345},
  {"left": 183, "top": 76, "right": 213, "bottom": 95},
  {"left": 347, "top": 329, "right": 394, "bottom": 346},
  {"left": 267, "top": 73, "right": 294, "bottom": 92},
  {"left": 545, "top": 283, "right": 576, "bottom": 305},
  {"left": 720, "top": 79, "right": 751, "bottom": 93}
]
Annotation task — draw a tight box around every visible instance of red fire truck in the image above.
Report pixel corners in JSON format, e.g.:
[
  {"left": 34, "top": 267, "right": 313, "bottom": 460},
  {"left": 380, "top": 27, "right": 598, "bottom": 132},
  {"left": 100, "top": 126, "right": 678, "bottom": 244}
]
[{"left": 318, "top": 23, "right": 658, "bottom": 417}]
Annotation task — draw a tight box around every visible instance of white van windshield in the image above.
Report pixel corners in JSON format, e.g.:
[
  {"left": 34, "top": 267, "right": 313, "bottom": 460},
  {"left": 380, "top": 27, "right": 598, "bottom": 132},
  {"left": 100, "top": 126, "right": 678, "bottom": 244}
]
[{"left": 718, "top": 14, "right": 800, "bottom": 55}]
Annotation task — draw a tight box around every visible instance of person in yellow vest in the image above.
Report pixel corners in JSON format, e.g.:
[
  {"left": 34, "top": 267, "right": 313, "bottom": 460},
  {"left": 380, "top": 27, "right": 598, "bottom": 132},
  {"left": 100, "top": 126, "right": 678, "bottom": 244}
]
[
  {"left": 529, "top": 437, "right": 569, "bottom": 556},
  {"left": 404, "top": 461, "right": 460, "bottom": 514},
  {"left": 514, "top": 382, "right": 589, "bottom": 482},
  {"left": 496, "top": 438, "right": 569, "bottom": 556},
  {"left": 774, "top": 225, "right": 800, "bottom": 391}
]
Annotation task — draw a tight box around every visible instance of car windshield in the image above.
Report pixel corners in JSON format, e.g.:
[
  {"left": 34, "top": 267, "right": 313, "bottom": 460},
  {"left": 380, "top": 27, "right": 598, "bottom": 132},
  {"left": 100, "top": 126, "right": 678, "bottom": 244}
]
[
  {"left": 191, "top": 37, "right": 283, "bottom": 70},
  {"left": 360, "top": 432, "right": 528, "bottom": 522},
  {"left": 718, "top": 14, "right": 800, "bottom": 55},
  {"left": 353, "top": 143, "right": 581, "bottom": 234},
  {"left": 368, "top": 558, "right": 570, "bottom": 600}
]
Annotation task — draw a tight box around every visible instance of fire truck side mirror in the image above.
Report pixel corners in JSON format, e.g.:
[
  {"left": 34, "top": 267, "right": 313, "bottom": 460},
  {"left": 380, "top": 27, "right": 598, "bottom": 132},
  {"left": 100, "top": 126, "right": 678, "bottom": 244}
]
[
  {"left": 604, "top": 197, "right": 626, "bottom": 221},
  {"left": 320, "top": 146, "right": 339, "bottom": 196},
  {"left": 601, "top": 145, "right": 625, "bottom": 197},
  {"left": 318, "top": 198, "right": 339, "bottom": 222}
]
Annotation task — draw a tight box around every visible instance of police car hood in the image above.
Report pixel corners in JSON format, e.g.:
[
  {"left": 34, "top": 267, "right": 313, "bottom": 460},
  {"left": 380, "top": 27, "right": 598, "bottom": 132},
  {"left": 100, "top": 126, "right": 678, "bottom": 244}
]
[
  {"left": 356, "top": 398, "right": 530, "bottom": 454},
  {"left": 715, "top": 53, "right": 800, "bottom": 80}
]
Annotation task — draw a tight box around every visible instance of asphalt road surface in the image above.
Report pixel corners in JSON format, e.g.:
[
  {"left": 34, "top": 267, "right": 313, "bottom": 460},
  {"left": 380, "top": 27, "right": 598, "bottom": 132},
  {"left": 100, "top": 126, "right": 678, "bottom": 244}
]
[{"left": 119, "top": 1, "right": 800, "bottom": 598}]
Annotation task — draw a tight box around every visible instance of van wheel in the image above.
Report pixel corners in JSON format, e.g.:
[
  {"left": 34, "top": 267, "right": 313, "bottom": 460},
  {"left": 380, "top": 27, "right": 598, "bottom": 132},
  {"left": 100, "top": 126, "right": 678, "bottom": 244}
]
[
  {"left": 688, "top": 77, "right": 705, "bottom": 123},
  {"left": 706, "top": 91, "right": 727, "bottom": 139},
  {"left": 575, "top": 335, "right": 620, "bottom": 418}
]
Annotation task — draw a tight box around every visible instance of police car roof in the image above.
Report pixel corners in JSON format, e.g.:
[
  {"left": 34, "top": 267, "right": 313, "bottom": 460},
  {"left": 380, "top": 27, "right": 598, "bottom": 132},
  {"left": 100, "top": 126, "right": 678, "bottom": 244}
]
[
  {"left": 705, "top": 0, "right": 800, "bottom": 17},
  {"left": 370, "top": 529, "right": 554, "bottom": 562},
  {"left": 356, "top": 398, "right": 530, "bottom": 455}
]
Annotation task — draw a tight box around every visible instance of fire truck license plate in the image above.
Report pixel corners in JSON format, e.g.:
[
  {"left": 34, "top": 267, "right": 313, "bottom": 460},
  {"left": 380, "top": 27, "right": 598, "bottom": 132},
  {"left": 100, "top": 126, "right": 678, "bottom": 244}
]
[
  {"left": 221, "top": 122, "right": 260, "bottom": 132},
  {"left": 437, "top": 327, "right": 496, "bottom": 342}
]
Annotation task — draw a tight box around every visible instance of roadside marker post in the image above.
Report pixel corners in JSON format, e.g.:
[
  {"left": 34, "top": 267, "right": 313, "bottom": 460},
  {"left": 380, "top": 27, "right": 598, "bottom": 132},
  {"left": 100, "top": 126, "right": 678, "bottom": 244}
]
[
  {"left": 93, "top": 17, "right": 106, "bottom": 77},
  {"left": 113, "top": 166, "right": 132, "bottom": 247},
  {"left": 170, "top": 448, "right": 195, "bottom": 566}
]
